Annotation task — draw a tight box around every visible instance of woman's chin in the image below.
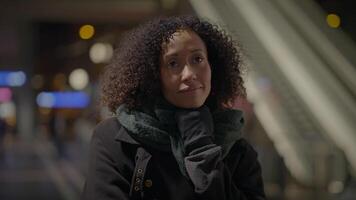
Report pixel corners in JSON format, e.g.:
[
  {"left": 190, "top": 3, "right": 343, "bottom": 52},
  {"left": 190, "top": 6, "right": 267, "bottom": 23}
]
[{"left": 170, "top": 100, "right": 205, "bottom": 109}]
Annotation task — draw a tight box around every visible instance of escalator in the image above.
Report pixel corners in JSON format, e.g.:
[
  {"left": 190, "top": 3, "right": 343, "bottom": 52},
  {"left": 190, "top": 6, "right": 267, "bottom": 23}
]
[{"left": 189, "top": 0, "right": 356, "bottom": 194}]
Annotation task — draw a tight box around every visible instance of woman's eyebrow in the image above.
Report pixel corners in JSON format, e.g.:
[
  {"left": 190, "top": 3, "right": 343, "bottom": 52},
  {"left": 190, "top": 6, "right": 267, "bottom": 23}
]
[
  {"left": 190, "top": 49, "right": 204, "bottom": 53},
  {"left": 163, "top": 48, "right": 204, "bottom": 59},
  {"left": 164, "top": 53, "right": 179, "bottom": 58},
  {"left": 165, "top": 48, "right": 204, "bottom": 58}
]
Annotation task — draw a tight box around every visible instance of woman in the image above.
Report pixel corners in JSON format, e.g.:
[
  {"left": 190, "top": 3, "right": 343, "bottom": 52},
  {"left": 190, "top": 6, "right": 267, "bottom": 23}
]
[{"left": 82, "top": 16, "right": 266, "bottom": 200}]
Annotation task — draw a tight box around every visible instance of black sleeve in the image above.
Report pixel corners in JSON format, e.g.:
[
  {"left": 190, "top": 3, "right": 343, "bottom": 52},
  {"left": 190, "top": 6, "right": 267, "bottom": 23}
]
[
  {"left": 175, "top": 107, "right": 266, "bottom": 200},
  {"left": 81, "top": 128, "right": 131, "bottom": 200},
  {"left": 227, "top": 140, "right": 266, "bottom": 200}
]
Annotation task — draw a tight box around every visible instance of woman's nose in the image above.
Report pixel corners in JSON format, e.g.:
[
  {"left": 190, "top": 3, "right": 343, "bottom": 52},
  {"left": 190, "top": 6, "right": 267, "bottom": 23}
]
[{"left": 181, "top": 65, "right": 196, "bottom": 81}]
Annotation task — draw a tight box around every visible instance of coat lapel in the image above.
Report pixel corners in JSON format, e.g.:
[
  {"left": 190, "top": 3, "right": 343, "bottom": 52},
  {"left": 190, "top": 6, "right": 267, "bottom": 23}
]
[{"left": 114, "top": 125, "right": 140, "bottom": 145}]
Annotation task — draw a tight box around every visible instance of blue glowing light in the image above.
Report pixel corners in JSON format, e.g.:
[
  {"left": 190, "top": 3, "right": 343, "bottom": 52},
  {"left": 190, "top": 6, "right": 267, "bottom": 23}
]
[
  {"left": 36, "top": 91, "right": 90, "bottom": 108},
  {"left": 0, "top": 71, "right": 26, "bottom": 87}
]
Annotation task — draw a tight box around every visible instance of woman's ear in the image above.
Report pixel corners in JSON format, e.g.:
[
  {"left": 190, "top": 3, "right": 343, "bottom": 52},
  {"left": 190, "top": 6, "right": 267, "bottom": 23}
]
[
  {"left": 221, "top": 96, "right": 240, "bottom": 109},
  {"left": 221, "top": 101, "right": 234, "bottom": 109}
]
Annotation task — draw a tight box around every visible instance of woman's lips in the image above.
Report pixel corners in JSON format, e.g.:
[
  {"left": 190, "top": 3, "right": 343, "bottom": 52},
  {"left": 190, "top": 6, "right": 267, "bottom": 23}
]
[{"left": 179, "top": 87, "right": 202, "bottom": 93}]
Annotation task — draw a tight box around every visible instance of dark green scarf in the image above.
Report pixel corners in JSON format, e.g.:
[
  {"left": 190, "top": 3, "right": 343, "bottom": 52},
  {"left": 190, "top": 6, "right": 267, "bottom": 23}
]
[{"left": 116, "top": 102, "right": 244, "bottom": 177}]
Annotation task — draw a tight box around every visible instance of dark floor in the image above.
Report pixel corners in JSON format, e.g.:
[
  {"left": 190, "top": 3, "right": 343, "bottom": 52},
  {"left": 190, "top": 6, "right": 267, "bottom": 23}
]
[
  {"left": 0, "top": 138, "right": 84, "bottom": 200},
  {"left": 0, "top": 136, "right": 355, "bottom": 200}
]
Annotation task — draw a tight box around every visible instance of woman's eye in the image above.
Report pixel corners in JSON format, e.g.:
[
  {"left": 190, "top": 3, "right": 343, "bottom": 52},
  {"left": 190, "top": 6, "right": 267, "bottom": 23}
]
[
  {"left": 193, "top": 56, "right": 203, "bottom": 64},
  {"left": 168, "top": 60, "right": 178, "bottom": 68}
]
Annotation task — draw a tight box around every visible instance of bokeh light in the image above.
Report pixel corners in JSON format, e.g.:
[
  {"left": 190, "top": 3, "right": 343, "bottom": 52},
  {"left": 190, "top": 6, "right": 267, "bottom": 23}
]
[
  {"left": 37, "top": 92, "right": 55, "bottom": 108},
  {"left": 37, "top": 91, "right": 90, "bottom": 108},
  {"left": 31, "top": 74, "right": 44, "bottom": 89},
  {"left": 79, "top": 24, "right": 95, "bottom": 40},
  {"left": 0, "top": 88, "right": 12, "bottom": 102},
  {"left": 326, "top": 13, "right": 341, "bottom": 28},
  {"left": 0, "top": 101, "right": 15, "bottom": 118},
  {"left": 89, "top": 42, "right": 114, "bottom": 64},
  {"left": 69, "top": 68, "right": 89, "bottom": 90},
  {"left": 53, "top": 73, "right": 67, "bottom": 89},
  {"left": 0, "top": 71, "right": 26, "bottom": 87}
]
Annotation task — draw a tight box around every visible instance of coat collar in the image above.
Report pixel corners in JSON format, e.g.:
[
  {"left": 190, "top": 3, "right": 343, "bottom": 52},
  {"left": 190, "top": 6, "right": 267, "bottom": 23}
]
[{"left": 114, "top": 125, "right": 140, "bottom": 145}]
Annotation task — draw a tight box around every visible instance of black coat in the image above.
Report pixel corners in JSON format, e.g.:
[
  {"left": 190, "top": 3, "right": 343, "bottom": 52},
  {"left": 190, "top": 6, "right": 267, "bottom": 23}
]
[{"left": 81, "top": 117, "right": 266, "bottom": 200}]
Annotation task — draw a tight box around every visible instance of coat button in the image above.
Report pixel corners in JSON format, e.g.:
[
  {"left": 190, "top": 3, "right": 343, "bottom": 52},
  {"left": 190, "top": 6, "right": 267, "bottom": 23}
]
[
  {"left": 137, "top": 168, "right": 143, "bottom": 174},
  {"left": 135, "top": 177, "right": 141, "bottom": 183},
  {"left": 144, "top": 179, "right": 153, "bottom": 188},
  {"left": 134, "top": 186, "right": 140, "bottom": 191}
]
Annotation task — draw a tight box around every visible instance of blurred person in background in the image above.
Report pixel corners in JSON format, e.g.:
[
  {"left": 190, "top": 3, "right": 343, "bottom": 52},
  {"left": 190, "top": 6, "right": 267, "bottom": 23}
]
[
  {"left": 82, "top": 15, "right": 265, "bottom": 200},
  {"left": 49, "top": 109, "right": 66, "bottom": 158},
  {"left": 0, "top": 116, "right": 8, "bottom": 158}
]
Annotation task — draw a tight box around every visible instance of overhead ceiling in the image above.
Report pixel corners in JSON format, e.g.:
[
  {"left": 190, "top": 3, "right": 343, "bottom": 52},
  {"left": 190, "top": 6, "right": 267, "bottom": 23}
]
[{"left": 0, "top": 0, "right": 181, "bottom": 23}]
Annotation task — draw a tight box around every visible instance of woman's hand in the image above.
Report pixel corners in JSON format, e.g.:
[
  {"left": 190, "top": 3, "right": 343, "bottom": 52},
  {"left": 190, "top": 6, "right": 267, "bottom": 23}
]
[{"left": 174, "top": 106, "right": 214, "bottom": 154}]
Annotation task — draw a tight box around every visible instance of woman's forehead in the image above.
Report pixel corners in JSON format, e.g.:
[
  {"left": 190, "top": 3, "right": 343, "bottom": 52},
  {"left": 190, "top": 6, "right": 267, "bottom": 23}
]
[{"left": 161, "top": 29, "right": 206, "bottom": 55}]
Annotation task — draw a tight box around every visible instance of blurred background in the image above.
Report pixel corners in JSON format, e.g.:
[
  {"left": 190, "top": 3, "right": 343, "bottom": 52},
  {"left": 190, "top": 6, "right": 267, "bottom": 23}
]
[{"left": 0, "top": 0, "right": 356, "bottom": 199}]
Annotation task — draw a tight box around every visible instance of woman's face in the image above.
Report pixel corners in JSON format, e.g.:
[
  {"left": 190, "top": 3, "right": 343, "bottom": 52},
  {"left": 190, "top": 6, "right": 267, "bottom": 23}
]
[{"left": 160, "top": 29, "right": 211, "bottom": 109}]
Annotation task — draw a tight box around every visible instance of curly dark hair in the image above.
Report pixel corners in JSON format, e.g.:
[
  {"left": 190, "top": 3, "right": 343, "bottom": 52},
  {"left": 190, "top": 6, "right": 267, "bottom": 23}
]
[{"left": 101, "top": 15, "right": 246, "bottom": 112}]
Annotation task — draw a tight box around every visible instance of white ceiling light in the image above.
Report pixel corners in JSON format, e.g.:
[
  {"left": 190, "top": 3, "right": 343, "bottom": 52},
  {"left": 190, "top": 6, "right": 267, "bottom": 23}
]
[
  {"left": 69, "top": 68, "right": 89, "bottom": 90},
  {"left": 89, "top": 42, "right": 114, "bottom": 64},
  {"left": 0, "top": 101, "right": 16, "bottom": 118}
]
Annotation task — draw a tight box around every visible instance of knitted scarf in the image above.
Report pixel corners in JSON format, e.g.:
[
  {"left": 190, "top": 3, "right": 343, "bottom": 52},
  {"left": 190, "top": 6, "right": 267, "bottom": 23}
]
[{"left": 116, "top": 101, "right": 244, "bottom": 177}]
